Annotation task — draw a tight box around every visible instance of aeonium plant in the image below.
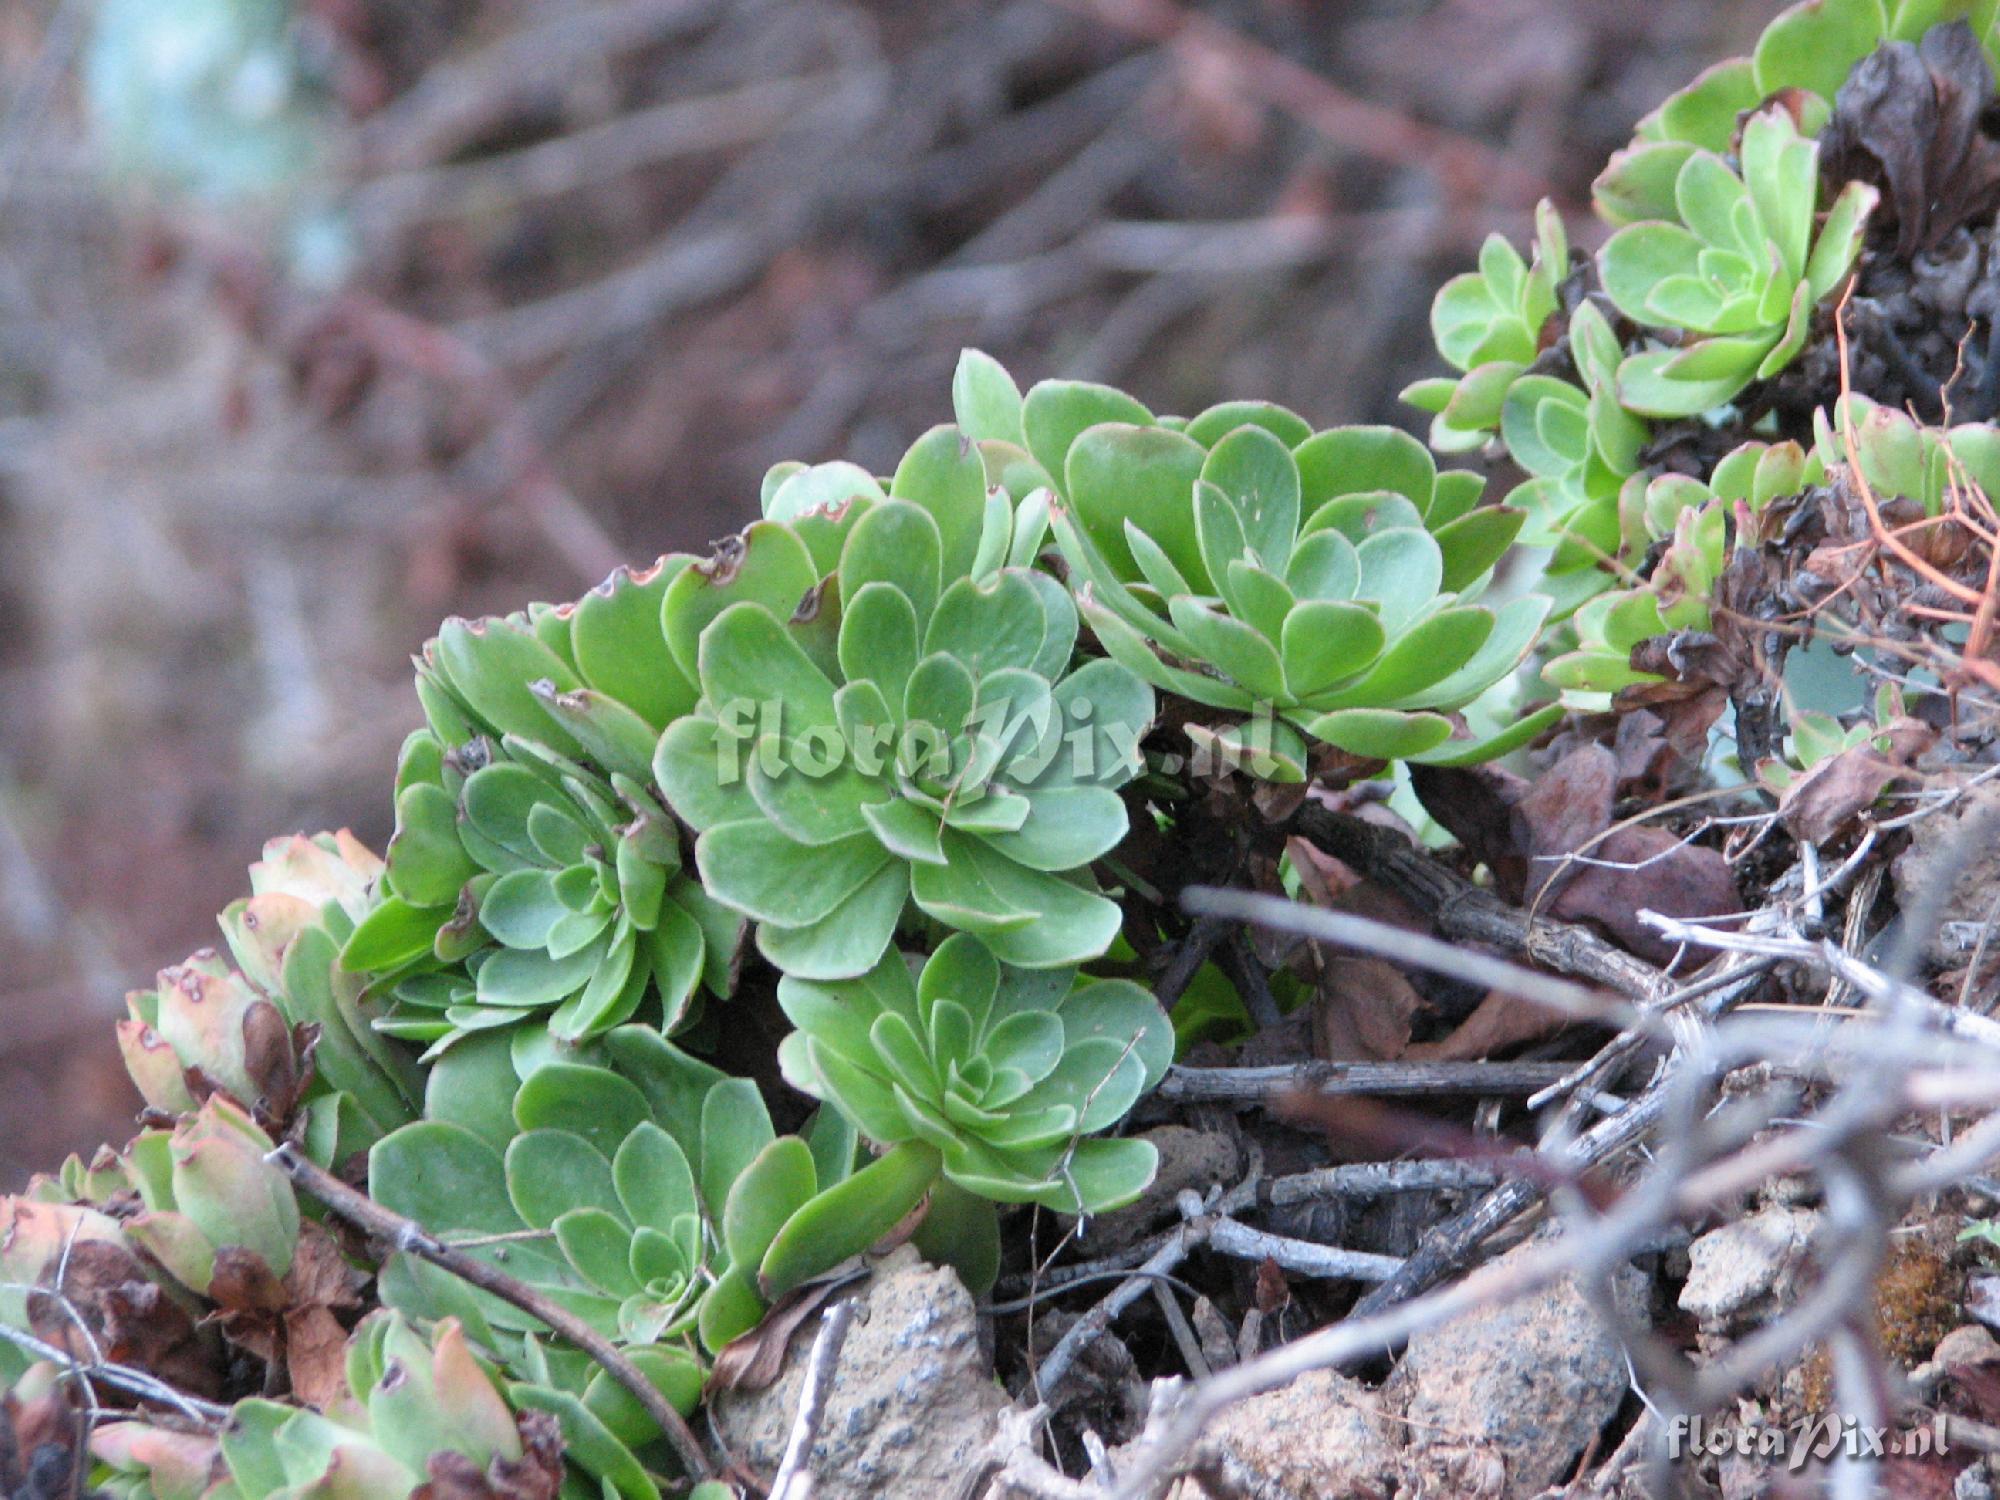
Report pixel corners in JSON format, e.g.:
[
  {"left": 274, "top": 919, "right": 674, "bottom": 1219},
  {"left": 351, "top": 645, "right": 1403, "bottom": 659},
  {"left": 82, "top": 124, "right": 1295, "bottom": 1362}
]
[
  {"left": 1495, "top": 299, "right": 1650, "bottom": 611},
  {"left": 92, "top": 1313, "right": 546, "bottom": 1500},
  {"left": 371, "top": 1026, "right": 941, "bottom": 1358},
  {"left": 1813, "top": 392, "right": 2000, "bottom": 513},
  {"left": 777, "top": 933, "right": 1173, "bottom": 1225},
  {"left": 1597, "top": 105, "right": 1876, "bottom": 417},
  {"left": 1402, "top": 200, "right": 1570, "bottom": 453},
  {"left": 654, "top": 498, "right": 1155, "bottom": 982},
  {"left": 1599, "top": 0, "right": 2000, "bottom": 221},
  {"left": 1039, "top": 412, "right": 1555, "bottom": 774},
  {"left": 341, "top": 557, "right": 739, "bottom": 1055},
  {"left": 1543, "top": 439, "right": 1822, "bottom": 708},
  {"left": 118, "top": 832, "right": 421, "bottom": 1166}
]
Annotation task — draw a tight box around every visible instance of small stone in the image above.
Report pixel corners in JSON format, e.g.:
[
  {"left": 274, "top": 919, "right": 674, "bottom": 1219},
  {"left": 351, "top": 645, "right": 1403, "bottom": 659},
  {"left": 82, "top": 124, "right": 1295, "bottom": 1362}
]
[
  {"left": 1933, "top": 1322, "right": 2000, "bottom": 1370},
  {"left": 711, "top": 1245, "right": 1008, "bottom": 1500},
  {"left": 1679, "top": 1207, "right": 1820, "bottom": 1329},
  {"left": 1388, "top": 1237, "right": 1644, "bottom": 1499},
  {"left": 1161, "top": 1369, "right": 1400, "bottom": 1500},
  {"left": 1968, "top": 1276, "right": 2000, "bottom": 1336}
]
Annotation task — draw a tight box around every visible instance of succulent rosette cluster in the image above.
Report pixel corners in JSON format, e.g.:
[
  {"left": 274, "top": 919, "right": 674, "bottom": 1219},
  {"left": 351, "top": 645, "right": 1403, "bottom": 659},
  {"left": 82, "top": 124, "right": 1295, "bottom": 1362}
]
[
  {"left": 777, "top": 934, "right": 1173, "bottom": 1217},
  {"left": 654, "top": 454, "right": 1155, "bottom": 981},
  {"left": 1031, "top": 399, "right": 1554, "bottom": 771}
]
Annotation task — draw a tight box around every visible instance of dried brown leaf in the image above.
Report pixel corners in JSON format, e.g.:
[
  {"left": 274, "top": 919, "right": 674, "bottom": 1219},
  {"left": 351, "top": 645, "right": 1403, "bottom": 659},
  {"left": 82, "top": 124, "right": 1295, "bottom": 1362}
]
[
  {"left": 32, "top": 1240, "right": 223, "bottom": 1398},
  {"left": 1777, "top": 716, "right": 1937, "bottom": 844},
  {"left": 1406, "top": 987, "right": 1563, "bottom": 1062},
  {"left": 1514, "top": 745, "right": 1741, "bottom": 965},
  {"left": 706, "top": 1272, "right": 852, "bottom": 1394},
  {"left": 1311, "top": 956, "right": 1421, "bottom": 1062},
  {"left": 1823, "top": 22, "right": 2000, "bottom": 255},
  {"left": 413, "top": 1411, "right": 566, "bottom": 1500}
]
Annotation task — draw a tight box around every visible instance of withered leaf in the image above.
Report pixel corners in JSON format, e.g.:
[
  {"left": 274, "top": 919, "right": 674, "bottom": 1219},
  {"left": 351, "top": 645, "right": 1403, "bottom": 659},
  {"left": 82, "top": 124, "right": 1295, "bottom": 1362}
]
[
  {"left": 31, "top": 1240, "right": 223, "bottom": 1398},
  {"left": 705, "top": 1272, "right": 853, "bottom": 1394},
  {"left": 1407, "top": 987, "right": 1564, "bottom": 1062},
  {"left": 1252, "top": 1258, "right": 1290, "bottom": 1317},
  {"left": 1407, "top": 763, "right": 1530, "bottom": 900},
  {"left": 1777, "top": 716, "right": 1937, "bottom": 844},
  {"left": 413, "top": 1412, "right": 566, "bottom": 1500},
  {"left": 1514, "top": 745, "right": 1741, "bottom": 965},
  {"left": 1311, "top": 956, "right": 1421, "bottom": 1062},
  {"left": 1823, "top": 21, "right": 2000, "bottom": 256}
]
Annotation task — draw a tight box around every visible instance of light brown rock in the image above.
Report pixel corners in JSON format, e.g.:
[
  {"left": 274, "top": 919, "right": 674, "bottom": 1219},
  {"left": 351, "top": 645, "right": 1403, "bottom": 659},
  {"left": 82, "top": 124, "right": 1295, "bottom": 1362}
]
[
  {"left": 1388, "top": 1239, "right": 1643, "bottom": 1499},
  {"left": 711, "top": 1245, "right": 1008, "bottom": 1499},
  {"left": 1163, "top": 1369, "right": 1399, "bottom": 1500},
  {"left": 1678, "top": 1206, "right": 1819, "bottom": 1330}
]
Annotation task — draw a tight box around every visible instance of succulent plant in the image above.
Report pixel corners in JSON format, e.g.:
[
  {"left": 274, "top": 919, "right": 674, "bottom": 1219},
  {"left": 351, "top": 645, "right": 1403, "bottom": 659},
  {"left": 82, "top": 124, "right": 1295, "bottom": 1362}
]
[
  {"left": 209, "top": 832, "right": 424, "bottom": 1162},
  {"left": 1402, "top": 202, "right": 1570, "bottom": 452},
  {"left": 1597, "top": 106, "right": 1877, "bottom": 418},
  {"left": 1597, "top": 0, "right": 1999, "bottom": 221},
  {"left": 1497, "top": 300, "right": 1650, "bottom": 591},
  {"left": 344, "top": 593, "right": 740, "bottom": 1054},
  {"left": 118, "top": 951, "right": 303, "bottom": 1125},
  {"left": 1044, "top": 414, "right": 1555, "bottom": 771},
  {"left": 1813, "top": 393, "right": 2000, "bottom": 513},
  {"left": 92, "top": 1313, "right": 558, "bottom": 1500},
  {"left": 0, "top": 1102, "right": 306, "bottom": 1404},
  {"left": 370, "top": 1027, "right": 935, "bottom": 1371},
  {"left": 116, "top": 1099, "right": 302, "bottom": 1303},
  {"left": 776, "top": 933, "right": 1172, "bottom": 1218},
  {"left": 1543, "top": 440, "right": 1822, "bottom": 707},
  {"left": 655, "top": 486, "right": 1154, "bottom": 981}
]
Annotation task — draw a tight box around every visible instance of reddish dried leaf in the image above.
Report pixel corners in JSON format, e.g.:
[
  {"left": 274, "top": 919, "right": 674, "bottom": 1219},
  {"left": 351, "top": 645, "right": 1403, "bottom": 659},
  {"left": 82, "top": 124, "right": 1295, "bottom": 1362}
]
[
  {"left": 1513, "top": 745, "right": 1741, "bottom": 965},
  {"left": 1311, "top": 956, "right": 1421, "bottom": 1062},
  {"left": 239, "top": 998, "right": 305, "bottom": 1125},
  {"left": 1252, "top": 1258, "right": 1290, "bottom": 1317},
  {"left": 284, "top": 1306, "right": 352, "bottom": 1410},
  {"left": 1878, "top": 1455, "right": 1965, "bottom": 1499},
  {"left": 31, "top": 1241, "right": 223, "bottom": 1398},
  {"left": 207, "top": 1248, "right": 290, "bottom": 1316}
]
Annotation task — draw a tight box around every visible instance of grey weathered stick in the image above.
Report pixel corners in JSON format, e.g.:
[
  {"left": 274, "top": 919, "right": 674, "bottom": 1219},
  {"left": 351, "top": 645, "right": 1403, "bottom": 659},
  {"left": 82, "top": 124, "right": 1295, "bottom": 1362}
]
[
  {"left": 770, "top": 1296, "right": 861, "bottom": 1500},
  {"left": 1183, "top": 884, "right": 1639, "bottom": 1024},
  {"left": 266, "top": 1142, "right": 713, "bottom": 1481},
  {"left": 1035, "top": 1217, "right": 1210, "bottom": 1399},
  {"left": 1203, "top": 1216, "right": 1400, "bottom": 1282},
  {"left": 1155, "top": 1058, "right": 1575, "bottom": 1103},
  {"left": 994, "top": 1159, "right": 1494, "bottom": 1302},
  {"left": 1263, "top": 1157, "right": 1500, "bottom": 1205},
  {"left": 0, "top": 1320, "right": 233, "bottom": 1425},
  {"left": 1281, "top": 805, "right": 1672, "bottom": 1004}
]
